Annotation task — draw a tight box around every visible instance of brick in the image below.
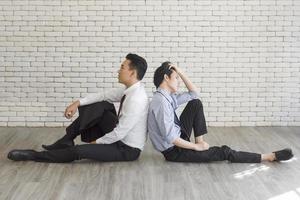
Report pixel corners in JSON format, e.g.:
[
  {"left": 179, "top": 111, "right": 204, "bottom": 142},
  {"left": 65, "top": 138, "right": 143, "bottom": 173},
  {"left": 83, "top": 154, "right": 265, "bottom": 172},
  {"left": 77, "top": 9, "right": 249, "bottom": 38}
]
[{"left": 0, "top": 0, "right": 298, "bottom": 127}]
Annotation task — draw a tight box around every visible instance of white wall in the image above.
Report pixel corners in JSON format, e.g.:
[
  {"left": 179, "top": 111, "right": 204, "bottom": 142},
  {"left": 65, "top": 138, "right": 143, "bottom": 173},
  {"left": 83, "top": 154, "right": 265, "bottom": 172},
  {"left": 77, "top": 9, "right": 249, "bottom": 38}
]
[{"left": 1, "top": 0, "right": 299, "bottom": 127}]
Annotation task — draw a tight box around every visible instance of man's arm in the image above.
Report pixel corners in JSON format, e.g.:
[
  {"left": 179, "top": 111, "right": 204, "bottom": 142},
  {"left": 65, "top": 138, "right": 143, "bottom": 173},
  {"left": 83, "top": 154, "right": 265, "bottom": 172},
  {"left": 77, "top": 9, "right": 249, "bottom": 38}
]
[
  {"left": 154, "top": 103, "right": 182, "bottom": 145},
  {"left": 172, "top": 138, "right": 209, "bottom": 151},
  {"left": 64, "top": 87, "right": 124, "bottom": 119},
  {"left": 170, "top": 64, "right": 199, "bottom": 105},
  {"left": 79, "top": 87, "right": 124, "bottom": 106},
  {"left": 170, "top": 64, "right": 197, "bottom": 92}
]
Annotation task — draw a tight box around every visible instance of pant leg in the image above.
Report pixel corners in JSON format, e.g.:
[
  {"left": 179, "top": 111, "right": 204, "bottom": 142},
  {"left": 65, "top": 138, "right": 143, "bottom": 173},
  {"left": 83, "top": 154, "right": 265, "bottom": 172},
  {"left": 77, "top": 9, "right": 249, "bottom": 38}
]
[
  {"left": 163, "top": 145, "right": 261, "bottom": 163},
  {"left": 34, "top": 142, "right": 141, "bottom": 163},
  {"left": 34, "top": 146, "right": 79, "bottom": 163},
  {"left": 76, "top": 142, "right": 140, "bottom": 162},
  {"left": 80, "top": 110, "right": 118, "bottom": 142},
  {"left": 97, "top": 110, "right": 118, "bottom": 134},
  {"left": 179, "top": 99, "right": 207, "bottom": 139},
  {"left": 64, "top": 114, "right": 113, "bottom": 142},
  {"left": 65, "top": 117, "right": 81, "bottom": 140},
  {"left": 64, "top": 101, "right": 117, "bottom": 142}
]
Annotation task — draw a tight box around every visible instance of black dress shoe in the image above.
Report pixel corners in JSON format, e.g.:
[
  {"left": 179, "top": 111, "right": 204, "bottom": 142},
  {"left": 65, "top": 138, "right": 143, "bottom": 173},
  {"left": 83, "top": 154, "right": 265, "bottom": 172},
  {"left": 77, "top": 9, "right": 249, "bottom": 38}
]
[
  {"left": 7, "top": 150, "right": 37, "bottom": 161},
  {"left": 42, "top": 139, "right": 74, "bottom": 151},
  {"left": 273, "top": 148, "right": 293, "bottom": 161}
]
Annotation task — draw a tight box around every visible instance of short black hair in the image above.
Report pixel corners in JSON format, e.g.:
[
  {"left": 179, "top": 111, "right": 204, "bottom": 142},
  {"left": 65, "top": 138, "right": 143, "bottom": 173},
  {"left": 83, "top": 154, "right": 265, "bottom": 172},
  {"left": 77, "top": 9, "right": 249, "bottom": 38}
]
[
  {"left": 153, "top": 61, "right": 175, "bottom": 88},
  {"left": 125, "top": 53, "right": 148, "bottom": 80}
]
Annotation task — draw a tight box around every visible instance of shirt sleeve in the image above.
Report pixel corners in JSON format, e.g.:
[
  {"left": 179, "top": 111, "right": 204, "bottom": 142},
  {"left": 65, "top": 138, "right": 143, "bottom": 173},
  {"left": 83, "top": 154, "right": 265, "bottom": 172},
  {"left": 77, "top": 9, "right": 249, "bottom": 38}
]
[
  {"left": 154, "top": 102, "right": 181, "bottom": 144},
  {"left": 175, "top": 91, "right": 198, "bottom": 105},
  {"left": 96, "top": 99, "right": 146, "bottom": 144},
  {"left": 79, "top": 87, "right": 125, "bottom": 106}
]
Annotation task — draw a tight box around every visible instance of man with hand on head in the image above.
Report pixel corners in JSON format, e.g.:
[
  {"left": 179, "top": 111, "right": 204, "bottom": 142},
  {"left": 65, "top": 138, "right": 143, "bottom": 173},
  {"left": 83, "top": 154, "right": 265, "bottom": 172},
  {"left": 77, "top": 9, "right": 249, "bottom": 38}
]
[{"left": 147, "top": 61, "right": 293, "bottom": 163}]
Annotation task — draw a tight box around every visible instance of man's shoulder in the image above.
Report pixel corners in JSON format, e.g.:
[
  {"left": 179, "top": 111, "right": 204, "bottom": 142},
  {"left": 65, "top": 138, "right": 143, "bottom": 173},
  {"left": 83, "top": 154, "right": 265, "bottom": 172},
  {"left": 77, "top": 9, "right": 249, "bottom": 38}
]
[
  {"left": 149, "top": 93, "right": 170, "bottom": 109},
  {"left": 131, "top": 85, "right": 148, "bottom": 98},
  {"left": 127, "top": 88, "right": 148, "bottom": 106},
  {"left": 104, "top": 86, "right": 125, "bottom": 94}
]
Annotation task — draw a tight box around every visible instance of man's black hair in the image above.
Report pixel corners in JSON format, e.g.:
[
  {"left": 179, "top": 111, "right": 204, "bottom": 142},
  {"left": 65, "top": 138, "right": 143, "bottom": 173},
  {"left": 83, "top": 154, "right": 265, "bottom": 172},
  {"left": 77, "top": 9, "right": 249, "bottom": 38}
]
[
  {"left": 153, "top": 61, "right": 175, "bottom": 88},
  {"left": 125, "top": 53, "right": 148, "bottom": 80}
]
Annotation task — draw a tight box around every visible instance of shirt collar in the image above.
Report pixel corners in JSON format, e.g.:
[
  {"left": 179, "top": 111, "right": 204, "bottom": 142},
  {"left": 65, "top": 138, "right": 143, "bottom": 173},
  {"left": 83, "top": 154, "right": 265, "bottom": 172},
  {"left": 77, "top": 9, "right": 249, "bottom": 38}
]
[
  {"left": 124, "top": 81, "right": 141, "bottom": 95},
  {"left": 156, "top": 87, "right": 174, "bottom": 104}
]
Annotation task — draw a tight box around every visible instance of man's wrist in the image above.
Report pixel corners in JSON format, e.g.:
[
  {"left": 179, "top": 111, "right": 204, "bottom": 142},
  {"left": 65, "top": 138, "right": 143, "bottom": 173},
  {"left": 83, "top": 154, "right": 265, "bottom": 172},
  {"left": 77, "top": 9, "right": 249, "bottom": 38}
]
[
  {"left": 74, "top": 100, "right": 80, "bottom": 107},
  {"left": 178, "top": 71, "right": 185, "bottom": 78},
  {"left": 191, "top": 143, "right": 196, "bottom": 150}
]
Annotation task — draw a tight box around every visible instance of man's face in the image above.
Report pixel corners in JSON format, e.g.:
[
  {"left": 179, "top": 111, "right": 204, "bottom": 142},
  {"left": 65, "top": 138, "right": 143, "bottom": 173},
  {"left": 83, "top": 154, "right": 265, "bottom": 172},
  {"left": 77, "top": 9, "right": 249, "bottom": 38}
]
[
  {"left": 118, "top": 59, "right": 135, "bottom": 85},
  {"left": 166, "top": 70, "right": 179, "bottom": 93}
]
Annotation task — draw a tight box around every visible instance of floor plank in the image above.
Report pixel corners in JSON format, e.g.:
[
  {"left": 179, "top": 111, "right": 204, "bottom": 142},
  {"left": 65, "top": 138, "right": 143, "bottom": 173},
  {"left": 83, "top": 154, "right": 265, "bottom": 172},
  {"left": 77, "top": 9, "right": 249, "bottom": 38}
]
[{"left": 0, "top": 127, "right": 299, "bottom": 200}]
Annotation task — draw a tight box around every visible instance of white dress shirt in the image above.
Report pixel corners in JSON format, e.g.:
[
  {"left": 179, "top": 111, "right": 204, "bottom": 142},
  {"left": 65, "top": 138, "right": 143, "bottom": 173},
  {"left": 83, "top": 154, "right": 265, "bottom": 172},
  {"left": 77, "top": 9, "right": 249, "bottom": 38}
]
[{"left": 79, "top": 81, "right": 149, "bottom": 150}]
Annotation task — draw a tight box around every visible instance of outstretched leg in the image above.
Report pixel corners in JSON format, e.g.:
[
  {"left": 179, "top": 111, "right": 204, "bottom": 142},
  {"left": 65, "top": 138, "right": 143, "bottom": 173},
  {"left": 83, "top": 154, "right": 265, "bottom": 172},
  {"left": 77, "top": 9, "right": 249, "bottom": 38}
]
[
  {"left": 8, "top": 142, "right": 141, "bottom": 163},
  {"left": 163, "top": 145, "right": 293, "bottom": 163}
]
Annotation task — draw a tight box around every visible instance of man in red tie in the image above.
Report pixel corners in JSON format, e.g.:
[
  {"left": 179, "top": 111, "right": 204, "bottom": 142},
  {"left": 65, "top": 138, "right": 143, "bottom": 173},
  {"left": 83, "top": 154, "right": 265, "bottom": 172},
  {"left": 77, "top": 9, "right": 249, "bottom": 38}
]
[{"left": 8, "top": 53, "right": 149, "bottom": 163}]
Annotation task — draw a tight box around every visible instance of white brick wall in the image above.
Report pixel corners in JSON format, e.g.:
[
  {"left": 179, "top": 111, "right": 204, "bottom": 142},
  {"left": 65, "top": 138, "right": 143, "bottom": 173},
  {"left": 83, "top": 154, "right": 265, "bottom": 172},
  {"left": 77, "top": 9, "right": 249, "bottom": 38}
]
[{"left": 1, "top": 0, "right": 300, "bottom": 127}]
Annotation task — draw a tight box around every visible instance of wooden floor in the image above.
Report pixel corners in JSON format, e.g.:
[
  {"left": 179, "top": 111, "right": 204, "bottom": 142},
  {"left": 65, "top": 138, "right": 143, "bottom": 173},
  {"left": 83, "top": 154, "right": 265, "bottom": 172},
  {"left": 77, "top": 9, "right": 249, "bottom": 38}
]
[{"left": 0, "top": 127, "right": 299, "bottom": 200}]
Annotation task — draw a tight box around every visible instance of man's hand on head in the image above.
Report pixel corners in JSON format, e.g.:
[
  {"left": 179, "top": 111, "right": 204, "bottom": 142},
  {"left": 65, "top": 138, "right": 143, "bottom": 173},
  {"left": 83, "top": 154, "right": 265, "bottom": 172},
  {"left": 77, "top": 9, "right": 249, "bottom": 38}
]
[{"left": 169, "top": 64, "right": 183, "bottom": 75}]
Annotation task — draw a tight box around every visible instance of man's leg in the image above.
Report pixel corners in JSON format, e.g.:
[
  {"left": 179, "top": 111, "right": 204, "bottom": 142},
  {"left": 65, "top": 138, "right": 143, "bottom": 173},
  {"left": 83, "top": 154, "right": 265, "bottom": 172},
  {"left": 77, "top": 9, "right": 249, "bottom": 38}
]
[
  {"left": 166, "top": 98, "right": 293, "bottom": 163},
  {"left": 179, "top": 99, "right": 208, "bottom": 146},
  {"left": 163, "top": 145, "right": 262, "bottom": 163},
  {"left": 80, "top": 110, "right": 118, "bottom": 143},
  {"left": 8, "top": 142, "right": 141, "bottom": 163},
  {"left": 42, "top": 101, "right": 117, "bottom": 150}
]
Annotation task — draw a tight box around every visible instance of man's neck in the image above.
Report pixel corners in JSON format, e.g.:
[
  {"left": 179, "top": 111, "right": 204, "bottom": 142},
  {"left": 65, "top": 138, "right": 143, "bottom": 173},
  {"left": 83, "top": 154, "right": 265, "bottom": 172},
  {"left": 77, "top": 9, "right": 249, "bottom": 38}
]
[
  {"left": 159, "top": 84, "right": 172, "bottom": 94},
  {"left": 124, "top": 80, "right": 139, "bottom": 88}
]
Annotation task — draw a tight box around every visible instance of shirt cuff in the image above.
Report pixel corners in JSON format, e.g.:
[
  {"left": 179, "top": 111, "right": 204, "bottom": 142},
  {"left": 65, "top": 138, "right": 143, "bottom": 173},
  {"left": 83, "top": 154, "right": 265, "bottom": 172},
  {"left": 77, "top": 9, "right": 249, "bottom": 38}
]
[
  {"left": 189, "top": 91, "right": 199, "bottom": 99},
  {"left": 79, "top": 98, "right": 88, "bottom": 106},
  {"left": 96, "top": 138, "right": 105, "bottom": 144},
  {"left": 166, "top": 131, "right": 181, "bottom": 144}
]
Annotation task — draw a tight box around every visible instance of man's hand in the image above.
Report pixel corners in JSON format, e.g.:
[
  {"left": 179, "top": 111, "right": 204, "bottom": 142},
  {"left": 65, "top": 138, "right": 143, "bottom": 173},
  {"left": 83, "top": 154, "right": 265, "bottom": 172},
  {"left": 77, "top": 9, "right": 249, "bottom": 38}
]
[
  {"left": 90, "top": 140, "right": 96, "bottom": 144},
  {"left": 169, "top": 63, "right": 197, "bottom": 92},
  {"left": 169, "top": 64, "right": 183, "bottom": 75},
  {"left": 64, "top": 100, "right": 80, "bottom": 119},
  {"left": 193, "top": 142, "right": 210, "bottom": 151}
]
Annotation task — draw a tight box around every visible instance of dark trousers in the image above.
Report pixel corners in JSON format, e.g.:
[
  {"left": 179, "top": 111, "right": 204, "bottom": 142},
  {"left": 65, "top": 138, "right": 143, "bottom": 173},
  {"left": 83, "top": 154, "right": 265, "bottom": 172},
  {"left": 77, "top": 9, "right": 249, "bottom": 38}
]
[
  {"left": 33, "top": 101, "right": 141, "bottom": 163},
  {"left": 163, "top": 99, "right": 261, "bottom": 163},
  {"left": 66, "top": 101, "right": 119, "bottom": 142},
  {"left": 34, "top": 141, "right": 140, "bottom": 163}
]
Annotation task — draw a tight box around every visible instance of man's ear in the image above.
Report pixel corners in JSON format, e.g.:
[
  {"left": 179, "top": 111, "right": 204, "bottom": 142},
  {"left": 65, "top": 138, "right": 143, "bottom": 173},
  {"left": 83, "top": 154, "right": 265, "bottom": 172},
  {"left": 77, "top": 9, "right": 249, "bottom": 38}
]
[
  {"left": 131, "top": 69, "right": 137, "bottom": 79},
  {"left": 164, "top": 74, "right": 169, "bottom": 81}
]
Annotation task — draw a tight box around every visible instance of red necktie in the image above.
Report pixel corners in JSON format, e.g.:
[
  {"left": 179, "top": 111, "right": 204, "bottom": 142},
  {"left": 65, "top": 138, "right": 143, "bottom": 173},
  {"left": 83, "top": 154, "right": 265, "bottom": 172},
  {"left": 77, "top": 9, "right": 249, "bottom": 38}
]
[{"left": 117, "top": 95, "right": 126, "bottom": 118}]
